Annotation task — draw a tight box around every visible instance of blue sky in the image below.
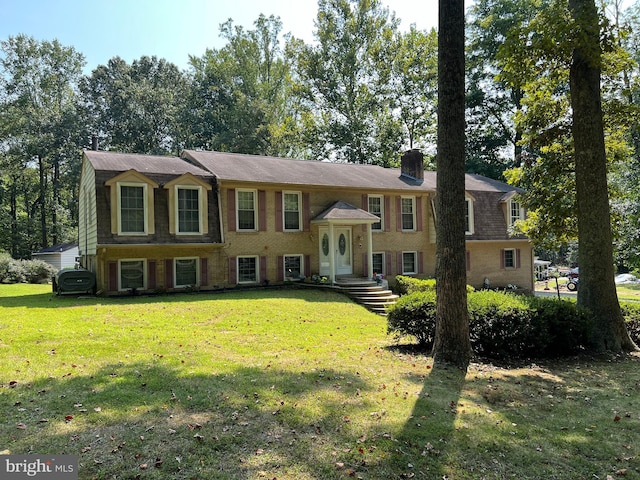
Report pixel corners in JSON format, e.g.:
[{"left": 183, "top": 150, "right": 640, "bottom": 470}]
[{"left": 0, "top": 0, "right": 440, "bottom": 73}]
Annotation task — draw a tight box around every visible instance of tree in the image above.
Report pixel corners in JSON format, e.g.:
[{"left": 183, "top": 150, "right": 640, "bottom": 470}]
[
  {"left": 466, "top": 0, "right": 549, "bottom": 179},
  {"left": 295, "top": 0, "right": 399, "bottom": 164},
  {"left": 81, "top": 56, "right": 188, "bottom": 155},
  {"left": 0, "top": 35, "right": 85, "bottom": 256},
  {"left": 432, "top": 0, "right": 472, "bottom": 368},
  {"left": 389, "top": 26, "right": 439, "bottom": 160},
  {"left": 569, "top": 0, "right": 637, "bottom": 352},
  {"left": 186, "top": 15, "right": 293, "bottom": 156}
]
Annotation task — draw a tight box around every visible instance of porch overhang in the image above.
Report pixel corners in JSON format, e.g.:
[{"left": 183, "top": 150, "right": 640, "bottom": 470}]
[
  {"left": 311, "top": 201, "right": 378, "bottom": 284},
  {"left": 311, "top": 201, "right": 380, "bottom": 225}
]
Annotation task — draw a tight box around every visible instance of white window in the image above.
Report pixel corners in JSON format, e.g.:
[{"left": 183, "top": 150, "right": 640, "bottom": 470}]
[
  {"left": 238, "top": 256, "right": 259, "bottom": 283},
  {"left": 504, "top": 248, "right": 516, "bottom": 269},
  {"left": 119, "top": 183, "right": 147, "bottom": 234},
  {"left": 119, "top": 259, "right": 146, "bottom": 291},
  {"left": 175, "top": 257, "right": 199, "bottom": 287},
  {"left": 283, "top": 192, "right": 302, "bottom": 231},
  {"left": 509, "top": 199, "right": 524, "bottom": 226},
  {"left": 401, "top": 197, "right": 415, "bottom": 231},
  {"left": 368, "top": 195, "right": 383, "bottom": 231},
  {"left": 402, "top": 251, "right": 417, "bottom": 275},
  {"left": 465, "top": 197, "right": 475, "bottom": 235},
  {"left": 284, "top": 254, "right": 303, "bottom": 279},
  {"left": 372, "top": 252, "right": 385, "bottom": 275},
  {"left": 177, "top": 186, "right": 201, "bottom": 234},
  {"left": 237, "top": 190, "right": 257, "bottom": 231}
]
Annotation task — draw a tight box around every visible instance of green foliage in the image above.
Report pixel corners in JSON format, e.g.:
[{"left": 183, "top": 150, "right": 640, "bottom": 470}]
[
  {"left": 388, "top": 289, "right": 596, "bottom": 359},
  {"left": 394, "top": 275, "right": 474, "bottom": 295},
  {"left": 387, "top": 290, "right": 436, "bottom": 346},
  {"left": 394, "top": 275, "right": 436, "bottom": 295},
  {"left": 0, "top": 254, "right": 55, "bottom": 284},
  {"left": 21, "top": 258, "right": 56, "bottom": 283}
]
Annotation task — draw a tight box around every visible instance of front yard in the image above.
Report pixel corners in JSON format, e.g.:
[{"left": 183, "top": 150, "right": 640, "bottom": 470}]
[{"left": 1, "top": 284, "right": 639, "bottom": 479}]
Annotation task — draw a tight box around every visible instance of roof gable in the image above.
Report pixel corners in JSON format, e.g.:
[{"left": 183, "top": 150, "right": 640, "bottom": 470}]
[{"left": 104, "top": 169, "right": 159, "bottom": 188}]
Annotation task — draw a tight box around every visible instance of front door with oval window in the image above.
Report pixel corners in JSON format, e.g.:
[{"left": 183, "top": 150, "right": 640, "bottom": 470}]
[{"left": 319, "top": 227, "right": 352, "bottom": 276}]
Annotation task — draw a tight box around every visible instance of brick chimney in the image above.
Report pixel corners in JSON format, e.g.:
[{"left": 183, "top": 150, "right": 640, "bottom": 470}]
[{"left": 400, "top": 149, "right": 424, "bottom": 182}]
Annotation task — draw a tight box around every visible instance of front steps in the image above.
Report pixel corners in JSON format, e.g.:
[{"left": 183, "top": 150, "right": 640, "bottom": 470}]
[{"left": 335, "top": 277, "right": 399, "bottom": 315}]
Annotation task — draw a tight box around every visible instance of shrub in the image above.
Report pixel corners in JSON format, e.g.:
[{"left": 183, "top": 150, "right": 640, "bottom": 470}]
[
  {"left": 387, "top": 290, "right": 437, "bottom": 347},
  {"left": 0, "top": 253, "right": 26, "bottom": 284},
  {"left": 394, "top": 275, "right": 473, "bottom": 295},
  {"left": 468, "top": 291, "right": 538, "bottom": 359},
  {"left": 22, "top": 259, "right": 56, "bottom": 284},
  {"left": 387, "top": 289, "right": 592, "bottom": 359},
  {"left": 0, "top": 254, "right": 56, "bottom": 284},
  {"left": 621, "top": 302, "right": 640, "bottom": 346}
]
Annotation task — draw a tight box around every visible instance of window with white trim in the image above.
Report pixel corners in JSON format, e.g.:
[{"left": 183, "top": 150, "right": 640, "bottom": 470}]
[
  {"left": 465, "top": 197, "right": 475, "bottom": 235},
  {"left": 119, "top": 184, "right": 146, "bottom": 234},
  {"left": 504, "top": 248, "right": 516, "bottom": 269},
  {"left": 368, "top": 195, "right": 383, "bottom": 231},
  {"left": 175, "top": 257, "right": 199, "bottom": 287},
  {"left": 284, "top": 254, "right": 303, "bottom": 279},
  {"left": 238, "top": 256, "right": 259, "bottom": 283},
  {"left": 509, "top": 199, "right": 524, "bottom": 226},
  {"left": 283, "top": 192, "right": 302, "bottom": 231},
  {"left": 372, "top": 252, "right": 384, "bottom": 275},
  {"left": 401, "top": 197, "right": 415, "bottom": 231},
  {"left": 119, "top": 259, "right": 146, "bottom": 291},
  {"left": 402, "top": 251, "right": 417, "bottom": 274},
  {"left": 177, "top": 186, "right": 201, "bottom": 233},
  {"left": 237, "top": 189, "right": 257, "bottom": 231}
]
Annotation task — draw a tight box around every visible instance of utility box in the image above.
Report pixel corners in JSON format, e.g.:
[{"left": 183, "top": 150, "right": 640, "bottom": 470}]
[{"left": 53, "top": 268, "right": 96, "bottom": 295}]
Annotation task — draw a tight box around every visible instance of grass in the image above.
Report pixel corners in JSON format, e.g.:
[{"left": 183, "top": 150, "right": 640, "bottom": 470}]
[{"left": 1, "top": 284, "right": 640, "bottom": 480}]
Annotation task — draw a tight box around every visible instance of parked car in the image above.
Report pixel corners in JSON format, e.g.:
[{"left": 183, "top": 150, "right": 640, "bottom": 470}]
[{"left": 615, "top": 273, "right": 640, "bottom": 285}]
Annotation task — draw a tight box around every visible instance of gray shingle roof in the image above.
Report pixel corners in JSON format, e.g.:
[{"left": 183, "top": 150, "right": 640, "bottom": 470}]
[
  {"left": 182, "top": 150, "right": 433, "bottom": 191},
  {"left": 313, "top": 201, "right": 381, "bottom": 222},
  {"left": 181, "top": 150, "right": 519, "bottom": 193},
  {"left": 84, "top": 150, "right": 213, "bottom": 177}
]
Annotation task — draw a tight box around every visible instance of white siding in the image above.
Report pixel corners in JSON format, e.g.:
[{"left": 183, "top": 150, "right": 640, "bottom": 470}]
[{"left": 79, "top": 156, "right": 98, "bottom": 256}]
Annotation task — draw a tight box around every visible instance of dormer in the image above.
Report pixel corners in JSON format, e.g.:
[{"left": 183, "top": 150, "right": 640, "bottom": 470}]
[
  {"left": 500, "top": 191, "right": 525, "bottom": 229},
  {"left": 163, "top": 173, "right": 213, "bottom": 235},
  {"left": 105, "top": 170, "right": 158, "bottom": 235}
]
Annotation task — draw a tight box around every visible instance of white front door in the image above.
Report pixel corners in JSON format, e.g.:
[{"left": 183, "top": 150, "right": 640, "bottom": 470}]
[{"left": 319, "top": 226, "right": 352, "bottom": 276}]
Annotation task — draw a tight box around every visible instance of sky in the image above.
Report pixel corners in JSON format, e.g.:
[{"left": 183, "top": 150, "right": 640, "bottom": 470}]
[{"left": 0, "top": 0, "right": 442, "bottom": 73}]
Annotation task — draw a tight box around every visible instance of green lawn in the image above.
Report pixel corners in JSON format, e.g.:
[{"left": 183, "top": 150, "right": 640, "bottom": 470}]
[{"left": 1, "top": 284, "right": 640, "bottom": 479}]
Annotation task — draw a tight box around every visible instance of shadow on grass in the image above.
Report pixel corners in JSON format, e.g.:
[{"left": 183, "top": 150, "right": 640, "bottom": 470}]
[
  {"left": 0, "top": 285, "right": 361, "bottom": 310},
  {"left": 2, "top": 362, "right": 380, "bottom": 479}
]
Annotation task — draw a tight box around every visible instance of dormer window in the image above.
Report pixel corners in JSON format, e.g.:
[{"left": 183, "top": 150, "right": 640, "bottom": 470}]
[
  {"left": 105, "top": 170, "right": 158, "bottom": 236},
  {"left": 465, "top": 196, "right": 475, "bottom": 235},
  {"left": 509, "top": 199, "right": 524, "bottom": 226},
  {"left": 164, "top": 173, "right": 212, "bottom": 236}
]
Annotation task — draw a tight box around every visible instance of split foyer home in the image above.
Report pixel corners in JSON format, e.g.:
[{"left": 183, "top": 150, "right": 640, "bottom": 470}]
[{"left": 78, "top": 148, "right": 533, "bottom": 295}]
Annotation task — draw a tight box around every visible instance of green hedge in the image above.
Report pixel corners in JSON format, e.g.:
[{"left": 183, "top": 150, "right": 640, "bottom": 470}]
[
  {"left": 395, "top": 275, "right": 474, "bottom": 295},
  {"left": 0, "top": 254, "right": 56, "bottom": 284},
  {"left": 388, "top": 290, "right": 597, "bottom": 359}
]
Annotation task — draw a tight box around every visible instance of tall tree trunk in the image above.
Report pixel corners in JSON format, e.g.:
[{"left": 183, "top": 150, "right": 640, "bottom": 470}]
[
  {"left": 569, "top": 0, "right": 638, "bottom": 352},
  {"left": 432, "top": 0, "right": 472, "bottom": 368},
  {"left": 38, "top": 155, "right": 47, "bottom": 248},
  {"left": 52, "top": 159, "right": 60, "bottom": 245},
  {"left": 10, "top": 180, "right": 18, "bottom": 258}
]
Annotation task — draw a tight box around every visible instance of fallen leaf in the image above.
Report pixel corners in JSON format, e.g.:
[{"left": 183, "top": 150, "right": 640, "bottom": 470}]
[
  {"left": 65, "top": 415, "right": 74, "bottom": 422},
  {"left": 16, "top": 423, "right": 26, "bottom": 429}
]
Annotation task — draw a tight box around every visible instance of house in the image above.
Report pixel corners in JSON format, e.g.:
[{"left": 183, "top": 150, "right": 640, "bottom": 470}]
[
  {"left": 78, "top": 148, "right": 533, "bottom": 295},
  {"left": 32, "top": 243, "right": 79, "bottom": 271}
]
